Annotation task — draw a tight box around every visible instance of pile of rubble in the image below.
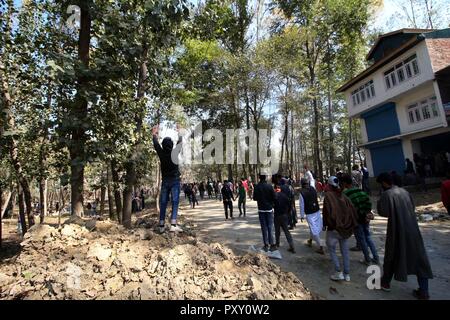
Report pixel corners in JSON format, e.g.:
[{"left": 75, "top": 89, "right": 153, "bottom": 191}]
[
  {"left": 418, "top": 212, "right": 450, "bottom": 222},
  {"left": 0, "top": 214, "right": 312, "bottom": 300}
]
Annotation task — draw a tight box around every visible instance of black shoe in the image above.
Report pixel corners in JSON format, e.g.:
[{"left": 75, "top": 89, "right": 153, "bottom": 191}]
[
  {"left": 288, "top": 246, "right": 296, "bottom": 253},
  {"left": 413, "top": 289, "right": 430, "bottom": 300},
  {"left": 269, "top": 245, "right": 278, "bottom": 252},
  {"left": 262, "top": 245, "right": 269, "bottom": 252}
]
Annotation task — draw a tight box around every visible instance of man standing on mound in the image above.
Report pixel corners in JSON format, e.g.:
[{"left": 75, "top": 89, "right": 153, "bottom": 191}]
[{"left": 152, "top": 124, "right": 183, "bottom": 233}]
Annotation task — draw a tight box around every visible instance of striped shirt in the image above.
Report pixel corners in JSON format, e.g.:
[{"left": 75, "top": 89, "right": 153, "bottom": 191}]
[{"left": 343, "top": 187, "right": 371, "bottom": 222}]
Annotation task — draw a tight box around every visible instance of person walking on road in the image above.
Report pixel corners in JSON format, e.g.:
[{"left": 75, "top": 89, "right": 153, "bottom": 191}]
[
  {"left": 238, "top": 181, "right": 247, "bottom": 217},
  {"left": 221, "top": 180, "right": 235, "bottom": 220},
  {"left": 323, "top": 176, "right": 358, "bottom": 282},
  {"left": 274, "top": 182, "right": 295, "bottom": 253},
  {"left": 253, "top": 174, "right": 277, "bottom": 252},
  {"left": 299, "top": 178, "right": 324, "bottom": 254},
  {"left": 376, "top": 172, "right": 433, "bottom": 300}
]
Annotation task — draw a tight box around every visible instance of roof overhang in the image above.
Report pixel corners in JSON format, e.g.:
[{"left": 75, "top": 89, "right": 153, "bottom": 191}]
[{"left": 337, "top": 36, "right": 424, "bottom": 93}]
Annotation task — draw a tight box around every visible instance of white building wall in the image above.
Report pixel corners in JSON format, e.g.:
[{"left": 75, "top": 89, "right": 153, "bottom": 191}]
[
  {"left": 365, "top": 148, "right": 375, "bottom": 177},
  {"left": 345, "top": 41, "right": 435, "bottom": 118},
  {"left": 395, "top": 82, "right": 443, "bottom": 134},
  {"left": 360, "top": 119, "right": 368, "bottom": 143}
]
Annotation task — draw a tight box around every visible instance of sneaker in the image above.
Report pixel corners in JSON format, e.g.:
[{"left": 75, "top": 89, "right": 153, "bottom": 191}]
[
  {"left": 381, "top": 283, "right": 391, "bottom": 292},
  {"left": 306, "top": 239, "right": 313, "bottom": 247},
  {"left": 330, "top": 272, "right": 344, "bottom": 281},
  {"left": 262, "top": 245, "right": 269, "bottom": 252},
  {"left": 359, "top": 259, "right": 372, "bottom": 266},
  {"left": 269, "top": 245, "right": 278, "bottom": 252},
  {"left": 413, "top": 289, "right": 430, "bottom": 300},
  {"left": 159, "top": 226, "right": 165, "bottom": 233},
  {"left": 315, "top": 247, "right": 325, "bottom": 255},
  {"left": 371, "top": 258, "right": 380, "bottom": 265},
  {"left": 350, "top": 246, "right": 362, "bottom": 252},
  {"left": 169, "top": 225, "right": 183, "bottom": 233},
  {"left": 344, "top": 274, "right": 351, "bottom": 282},
  {"left": 287, "top": 246, "right": 296, "bottom": 254}
]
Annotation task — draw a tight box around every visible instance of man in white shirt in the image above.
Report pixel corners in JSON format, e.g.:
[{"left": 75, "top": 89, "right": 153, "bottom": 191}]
[{"left": 304, "top": 165, "right": 316, "bottom": 190}]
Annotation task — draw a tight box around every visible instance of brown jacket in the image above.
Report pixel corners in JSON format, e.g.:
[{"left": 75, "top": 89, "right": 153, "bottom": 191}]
[{"left": 323, "top": 189, "right": 358, "bottom": 239}]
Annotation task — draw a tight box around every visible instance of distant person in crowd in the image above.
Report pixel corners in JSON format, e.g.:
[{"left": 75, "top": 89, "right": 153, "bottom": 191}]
[
  {"left": 405, "top": 158, "right": 415, "bottom": 174},
  {"left": 152, "top": 124, "right": 183, "bottom": 233},
  {"left": 335, "top": 168, "right": 343, "bottom": 178},
  {"left": 299, "top": 178, "right": 324, "bottom": 255},
  {"left": 86, "top": 202, "right": 92, "bottom": 216},
  {"left": 238, "top": 181, "right": 247, "bottom": 217},
  {"left": 376, "top": 172, "right": 433, "bottom": 300},
  {"left": 441, "top": 173, "right": 450, "bottom": 215},
  {"left": 185, "top": 183, "right": 192, "bottom": 205},
  {"left": 323, "top": 176, "right": 358, "bottom": 282},
  {"left": 191, "top": 183, "right": 199, "bottom": 209},
  {"left": 361, "top": 165, "right": 370, "bottom": 194},
  {"left": 286, "top": 178, "right": 297, "bottom": 229},
  {"left": 199, "top": 182, "right": 205, "bottom": 200},
  {"left": 351, "top": 165, "right": 363, "bottom": 189},
  {"left": 316, "top": 179, "right": 325, "bottom": 201},
  {"left": 221, "top": 180, "right": 235, "bottom": 220},
  {"left": 140, "top": 189, "right": 145, "bottom": 209},
  {"left": 274, "top": 181, "right": 295, "bottom": 253},
  {"left": 207, "top": 181, "right": 213, "bottom": 199},
  {"left": 341, "top": 174, "right": 379, "bottom": 266},
  {"left": 217, "top": 181, "right": 223, "bottom": 201},
  {"left": 253, "top": 174, "right": 277, "bottom": 252},
  {"left": 391, "top": 171, "right": 403, "bottom": 187},
  {"left": 304, "top": 165, "right": 316, "bottom": 190},
  {"left": 248, "top": 181, "right": 254, "bottom": 200}
]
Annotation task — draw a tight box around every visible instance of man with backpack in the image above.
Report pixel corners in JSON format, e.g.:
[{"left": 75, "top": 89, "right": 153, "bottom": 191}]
[
  {"left": 323, "top": 176, "right": 358, "bottom": 282},
  {"left": 341, "top": 174, "right": 379, "bottom": 265}
]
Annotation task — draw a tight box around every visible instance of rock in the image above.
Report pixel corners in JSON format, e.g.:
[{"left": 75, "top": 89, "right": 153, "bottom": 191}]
[
  {"left": 22, "top": 224, "right": 56, "bottom": 244},
  {"left": 61, "top": 224, "right": 83, "bottom": 238},
  {"left": 138, "top": 229, "right": 154, "bottom": 240},
  {"left": 104, "top": 275, "right": 124, "bottom": 294},
  {"left": 87, "top": 243, "right": 112, "bottom": 261},
  {"left": 85, "top": 220, "right": 97, "bottom": 231},
  {"left": 247, "top": 276, "right": 263, "bottom": 291}
]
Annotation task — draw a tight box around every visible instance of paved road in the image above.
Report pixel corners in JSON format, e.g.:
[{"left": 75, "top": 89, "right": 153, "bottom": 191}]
[{"left": 183, "top": 197, "right": 450, "bottom": 300}]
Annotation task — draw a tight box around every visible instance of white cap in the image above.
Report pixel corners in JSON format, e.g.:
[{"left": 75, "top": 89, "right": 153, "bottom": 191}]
[{"left": 328, "top": 176, "right": 339, "bottom": 188}]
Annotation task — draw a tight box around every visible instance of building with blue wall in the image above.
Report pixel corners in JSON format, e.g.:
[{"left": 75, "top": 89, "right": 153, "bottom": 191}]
[{"left": 338, "top": 28, "right": 450, "bottom": 177}]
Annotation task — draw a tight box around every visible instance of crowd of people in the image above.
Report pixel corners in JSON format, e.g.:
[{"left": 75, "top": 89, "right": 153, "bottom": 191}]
[{"left": 151, "top": 125, "right": 444, "bottom": 300}]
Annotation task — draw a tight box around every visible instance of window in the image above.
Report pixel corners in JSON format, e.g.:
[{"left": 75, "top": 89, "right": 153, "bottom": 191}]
[
  {"left": 351, "top": 80, "right": 375, "bottom": 106},
  {"left": 384, "top": 54, "right": 420, "bottom": 90},
  {"left": 407, "top": 96, "right": 438, "bottom": 124}
]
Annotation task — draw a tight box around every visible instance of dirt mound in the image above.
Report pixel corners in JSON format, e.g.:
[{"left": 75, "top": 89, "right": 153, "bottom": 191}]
[{"left": 0, "top": 215, "right": 312, "bottom": 300}]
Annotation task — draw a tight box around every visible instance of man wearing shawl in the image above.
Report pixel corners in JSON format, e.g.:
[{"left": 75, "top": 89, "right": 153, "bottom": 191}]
[{"left": 376, "top": 172, "right": 433, "bottom": 300}]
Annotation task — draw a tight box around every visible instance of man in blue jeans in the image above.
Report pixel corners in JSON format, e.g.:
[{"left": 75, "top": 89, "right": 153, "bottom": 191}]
[
  {"left": 341, "top": 174, "right": 379, "bottom": 265},
  {"left": 152, "top": 124, "right": 183, "bottom": 233},
  {"left": 253, "top": 174, "right": 277, "bottom": 252}
]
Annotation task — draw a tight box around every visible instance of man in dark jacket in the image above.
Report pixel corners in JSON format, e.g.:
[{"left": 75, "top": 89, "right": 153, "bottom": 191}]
[
  {"left": 253, "top": 174, "right": 277, "bottom": 252},
  {"left": 376, "top": 172, "right": 433, "bottom": 300},
  {"left": 221, "top": 180, "right": 235, "bottom": 220},
  {"left": 152, "top": 125, "right": 183, "bottom": 233},
  {"left": 274, "top": 181, "right": 295, "bottom": 253}
]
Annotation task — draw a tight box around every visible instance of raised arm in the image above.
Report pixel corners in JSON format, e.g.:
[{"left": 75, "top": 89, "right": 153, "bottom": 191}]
[{"left": 152, "top": 125, "right": 163, "bottom": 155}]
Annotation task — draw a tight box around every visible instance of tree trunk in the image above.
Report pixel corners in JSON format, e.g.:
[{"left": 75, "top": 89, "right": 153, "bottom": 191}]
[
  {"left": 69, "top": 0, "right": 91, "bottom": 216},
  {"left": 18, "top": 181, "right": 27, "bottom": 235},
  {"left": 100, "top": 181, "right": 106, "bottom": 217},
  {"left": 111, "top": 159, "right": 122, "bottom": 223},
  {"left": 1, "top": 191, "right": 12, "bottom": 219},
  {"left": 122, "top": 44, "right": 148, "bottom": 228},
  {"left": 107, "top": 163, "right": 115, "bottom": 219},
  {"left": 39, "top": 178, "right": 47, "bottom": 224}
]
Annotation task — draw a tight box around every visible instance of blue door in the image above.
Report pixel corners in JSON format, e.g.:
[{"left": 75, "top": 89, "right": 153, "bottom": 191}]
[{"left": 369, "top": 139, "right": 405, "bottom": 176}]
